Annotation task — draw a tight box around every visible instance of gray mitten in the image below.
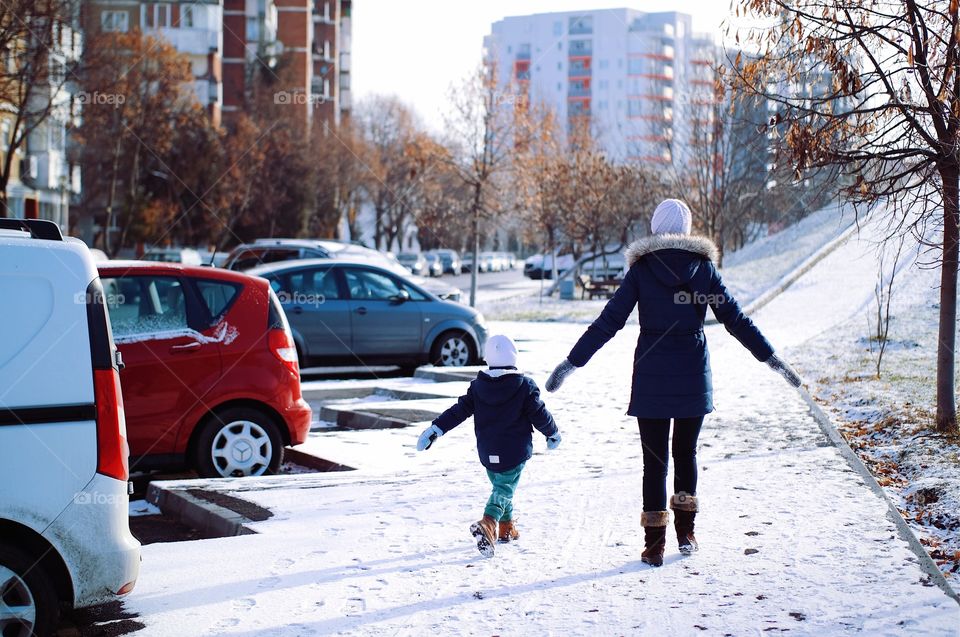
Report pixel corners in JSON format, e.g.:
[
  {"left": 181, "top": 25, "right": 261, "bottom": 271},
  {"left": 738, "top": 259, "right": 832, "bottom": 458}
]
[
  {"left": 545, "top": 359, "right": 577, "bottom": 392},
  {"left": 766, "top": 353, "right": 802, "bottom": 388}
]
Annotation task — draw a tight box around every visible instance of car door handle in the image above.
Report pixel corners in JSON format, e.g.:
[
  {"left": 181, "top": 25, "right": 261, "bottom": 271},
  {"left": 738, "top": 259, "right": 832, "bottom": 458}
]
[
  {"left": 354, "top": 306, "right": 367, "bottom": 315},
  {"left": 291, "top": 305, "right": 304, "bottom": 314},
  {"left": 170, "top": 341, "right": 201, "bottom": 353}
]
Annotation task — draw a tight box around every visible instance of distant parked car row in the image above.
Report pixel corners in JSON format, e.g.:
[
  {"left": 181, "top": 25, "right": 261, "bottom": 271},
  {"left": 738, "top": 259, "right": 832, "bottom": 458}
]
[
  {"left": 461, "top": 251, "right": 517, "bottom": 273},
  {"left": 524, "top": 251, "right": 625, "bottom": 280}
]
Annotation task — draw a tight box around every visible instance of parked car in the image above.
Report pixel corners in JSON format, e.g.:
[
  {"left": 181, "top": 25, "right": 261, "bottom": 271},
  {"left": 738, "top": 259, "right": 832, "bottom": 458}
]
[
  {"left": 423, "top": 252, "right": 444, "bottom": 277},
  {"left": 480, "top": 251, "right": 503, "bottom": 272},
  {"left": 429, "top": 249, "right": 461, "bottom": 275},
  {"left": 225, "top": 239, "right": 464, "bottom": 303},
  {"left": 397, "top": 252, "right": 427, "bottom": 276},
  {"left": 98, "top": 261, "right": 312, "bottom": 478},
  {"left": 461, "top": 252, "right": 475, "bottom": 273},
  {"left": 247, "top": 259, "right": 488, "bottom": 368},
  {"left": 0, "top": 219, "right": 140, "bottom": 636},
  {"left": 523, "top": 253, "right": 575, "bottom": 280},
  {"left": 142, "top": 247, "right": 203, "bottom": 266}
]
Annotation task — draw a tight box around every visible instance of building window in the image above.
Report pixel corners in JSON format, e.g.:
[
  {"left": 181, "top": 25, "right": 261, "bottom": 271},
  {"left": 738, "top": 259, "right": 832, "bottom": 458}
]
[
  {"left": 101, "top": 10, "right": 129, "bottom": 32},
  {"left": 598, "top": 59, "right": 608, "bottom": 70},
  {"left": 141, "top": 4, "right": 170, "bottom": 29},
  {"left": 553, "top": 21, "right": 562, "bottom": 36},
  {"left": 569, "top": 16, "right": 592, "bottom": 35},
  {"left": 181, "top": 4, "right": 194, "bottom": 28},
  {"left": 628, "top": 99, "right": 642, "bottom": 116}
]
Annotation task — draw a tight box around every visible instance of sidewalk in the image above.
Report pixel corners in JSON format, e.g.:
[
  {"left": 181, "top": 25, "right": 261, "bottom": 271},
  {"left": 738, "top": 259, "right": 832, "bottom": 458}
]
[{"left": 128, "top": 316, "right": 958, "bottom": 635}]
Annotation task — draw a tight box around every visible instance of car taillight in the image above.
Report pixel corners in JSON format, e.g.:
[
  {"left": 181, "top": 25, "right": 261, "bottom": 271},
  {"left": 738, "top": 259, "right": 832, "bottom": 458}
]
[
  {"left": 94, "top": 368, "right": 129, "bottom": 481},
  {"left": 269, "top": 328, "right": 300, "bottom": 378}
]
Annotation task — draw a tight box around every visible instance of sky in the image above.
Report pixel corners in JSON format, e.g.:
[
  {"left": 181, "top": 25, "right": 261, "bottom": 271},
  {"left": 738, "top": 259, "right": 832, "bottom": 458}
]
[{"left": 351, "top": 1, "right": 735, "bottom": 125}]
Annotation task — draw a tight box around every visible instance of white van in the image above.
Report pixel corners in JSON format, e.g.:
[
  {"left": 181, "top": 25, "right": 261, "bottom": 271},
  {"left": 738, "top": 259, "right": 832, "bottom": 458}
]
[{"left": 0, "top": 220, "right": 140, "bottom": 636}]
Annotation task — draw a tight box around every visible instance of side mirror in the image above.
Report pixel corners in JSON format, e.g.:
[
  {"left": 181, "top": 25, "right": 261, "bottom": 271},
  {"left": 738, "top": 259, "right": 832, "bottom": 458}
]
[{"left": 390, "top": 290, "right": 410, "bottom": 304}]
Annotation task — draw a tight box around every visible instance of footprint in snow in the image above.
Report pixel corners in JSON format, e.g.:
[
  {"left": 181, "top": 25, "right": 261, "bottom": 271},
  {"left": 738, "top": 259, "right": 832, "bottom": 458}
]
[{"left": 259, "top": 576, "right": 282, "bottom": 589}]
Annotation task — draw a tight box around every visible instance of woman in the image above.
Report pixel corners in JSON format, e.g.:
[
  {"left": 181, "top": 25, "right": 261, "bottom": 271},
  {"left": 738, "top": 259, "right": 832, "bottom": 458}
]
[{"left": 545, "top": 199, "right": 801, "bottom": 567}]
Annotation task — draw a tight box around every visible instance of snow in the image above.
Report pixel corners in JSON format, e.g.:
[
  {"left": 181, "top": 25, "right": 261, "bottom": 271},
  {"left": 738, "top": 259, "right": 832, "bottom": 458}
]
[
  {"left": 117, "top": 206, "right": 960, "bottom": 634},
  {"left": 126, "top": 315, "right": 958, "bottom": 634},
  {"left": 114, "top": 321, "right": 239, "bottom": 346}
]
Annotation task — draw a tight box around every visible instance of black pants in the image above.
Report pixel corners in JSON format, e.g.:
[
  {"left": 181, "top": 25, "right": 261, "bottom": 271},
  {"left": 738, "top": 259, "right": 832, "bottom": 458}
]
[{"left": 637, "top": 416, "right": 705, "bottom": 512}]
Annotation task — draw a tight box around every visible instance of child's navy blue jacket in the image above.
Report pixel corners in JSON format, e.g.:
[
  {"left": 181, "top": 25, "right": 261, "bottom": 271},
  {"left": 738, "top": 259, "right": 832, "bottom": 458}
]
[{"left": 433, "top": 370, "right": 558, "bottom": 472}]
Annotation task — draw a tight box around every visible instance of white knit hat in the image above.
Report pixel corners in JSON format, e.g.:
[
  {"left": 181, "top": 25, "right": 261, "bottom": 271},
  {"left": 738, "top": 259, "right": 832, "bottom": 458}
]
[
  {"left": 650, "top": 199, "right": 693, "bottom": 235},
  {"left": 484, "top": 334, "right": 518, "bottom": 368}
]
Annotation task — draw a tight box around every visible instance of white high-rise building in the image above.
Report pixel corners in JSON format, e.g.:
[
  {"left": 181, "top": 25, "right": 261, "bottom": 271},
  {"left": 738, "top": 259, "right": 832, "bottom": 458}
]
[{"left": 485, "top": 8, "right": 717, "bottom": 165}]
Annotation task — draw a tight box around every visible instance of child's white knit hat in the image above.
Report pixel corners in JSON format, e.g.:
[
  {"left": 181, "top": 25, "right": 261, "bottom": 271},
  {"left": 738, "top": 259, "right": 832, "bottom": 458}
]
[{"left": 484, "top": 334, "right": 518, "bottom": 368}]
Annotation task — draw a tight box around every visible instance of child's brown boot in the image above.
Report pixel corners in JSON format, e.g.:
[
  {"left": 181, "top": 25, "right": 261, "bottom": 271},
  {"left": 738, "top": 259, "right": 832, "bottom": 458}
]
[
  {"left": 470, "top": 515, "right": 497, "bottom": 557},
  {"left": 498, "top": 519, "right": 519, "bottom": 543},
  {"left": 640, "top": 510, "right": 669, "bottom": 567}
]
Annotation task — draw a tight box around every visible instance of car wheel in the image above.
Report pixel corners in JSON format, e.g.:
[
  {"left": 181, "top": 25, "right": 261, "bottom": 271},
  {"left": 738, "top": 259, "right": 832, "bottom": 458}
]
[
  {"left": 195, "top": 407, "right": 284, "bottom": 478},
  {"left": 431, "top": 331, "right": 475, "bottom": 367},
  {"left": 0, "top": 544, "right": 59, "bottom": 637}
]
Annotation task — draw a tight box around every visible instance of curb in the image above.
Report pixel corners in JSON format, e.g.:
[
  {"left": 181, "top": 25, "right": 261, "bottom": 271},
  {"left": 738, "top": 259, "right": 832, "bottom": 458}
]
[
  {"left": 707, "top": 220, "right": 860, "bottom": 325},
  {"left": 797, "top": 387, "right": 959, "bottom": 605},
  {"left": 285, "top": 447, "right": 355, "bottom": 472},
  {"left": 147, "top": 482, "right": 256, "bottom": 537}
]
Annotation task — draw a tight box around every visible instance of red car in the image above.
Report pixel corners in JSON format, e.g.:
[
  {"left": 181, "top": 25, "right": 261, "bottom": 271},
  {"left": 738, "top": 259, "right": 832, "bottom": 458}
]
[{"left": 98, "top": 261, "right": 312, "bottom": 478}]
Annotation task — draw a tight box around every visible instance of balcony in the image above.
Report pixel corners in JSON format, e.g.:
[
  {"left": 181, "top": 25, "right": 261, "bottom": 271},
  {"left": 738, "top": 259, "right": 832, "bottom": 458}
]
[
  {"left": 568, "top": 86, "right": 591, "bottom": 97},
  {"left": 568, "top": 61, "right": 591, "bottom": 78},
  {"left": 569, "top": 17, "right": 592, "bottom": 35},
  {"left": 568, "top": 39, "right": 592, "bottom": 57},
  {"left": 155, "top": 27, "right": 220, "bottom": 56}
]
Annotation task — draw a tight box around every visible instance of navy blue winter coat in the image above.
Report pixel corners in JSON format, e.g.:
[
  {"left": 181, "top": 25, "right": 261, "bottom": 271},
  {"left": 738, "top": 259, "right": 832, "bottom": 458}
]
[
  {"left": 433, "top": 370, "right": 558, "bottom": 472},
  {"left": 568, "top": 234, "right": 774, "bottom": 419}
]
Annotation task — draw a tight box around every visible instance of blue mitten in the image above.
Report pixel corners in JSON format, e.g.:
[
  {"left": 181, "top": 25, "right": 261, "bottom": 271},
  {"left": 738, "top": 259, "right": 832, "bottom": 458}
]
[
  {"left": 546, "top": 432, "right": 562, "bottom": 450},
  {"left": 417, "top": 424, "right": 444, "bottom": 451}
]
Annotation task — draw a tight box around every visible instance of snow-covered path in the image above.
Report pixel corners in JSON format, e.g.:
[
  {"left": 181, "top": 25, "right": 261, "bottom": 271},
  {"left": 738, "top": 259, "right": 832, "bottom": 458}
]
[{"left": 124, "top": 222, "right": 959, "bottom": 635}]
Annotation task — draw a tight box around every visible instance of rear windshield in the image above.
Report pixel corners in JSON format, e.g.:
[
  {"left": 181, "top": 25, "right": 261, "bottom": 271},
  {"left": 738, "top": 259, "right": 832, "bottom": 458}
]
[{"left": 228, "top": 248, "right": 300, "bottom": 271}]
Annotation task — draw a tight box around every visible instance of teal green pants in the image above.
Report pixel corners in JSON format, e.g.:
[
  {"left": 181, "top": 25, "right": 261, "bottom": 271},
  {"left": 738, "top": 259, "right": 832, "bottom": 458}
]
[{"left": 484, "top": 462, "right": 525, "bottom": 521}]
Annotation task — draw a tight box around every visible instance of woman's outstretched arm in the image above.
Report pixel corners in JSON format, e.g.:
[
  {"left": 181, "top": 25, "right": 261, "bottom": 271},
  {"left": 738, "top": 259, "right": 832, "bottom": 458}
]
[
  {"left": 568, "top": 269, "right": 641, "bottom": 367},
  {"left": 705, "top": 262, "right": 774, "bottom": 361}
]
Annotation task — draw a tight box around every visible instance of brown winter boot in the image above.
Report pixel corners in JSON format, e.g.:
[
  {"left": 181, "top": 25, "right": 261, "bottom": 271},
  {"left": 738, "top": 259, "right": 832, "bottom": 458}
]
[
  {"left": 670, "top": 493, "right": 699, "bottom": 555},
  {"left": 469, "top": 515, "right": 498, "bottom": 557},
  {"left": 498, "top": 519, "right": 519, "bottom": 543},
  {"left": 640, "top": 510, "right": 669, "bottom": 567}
]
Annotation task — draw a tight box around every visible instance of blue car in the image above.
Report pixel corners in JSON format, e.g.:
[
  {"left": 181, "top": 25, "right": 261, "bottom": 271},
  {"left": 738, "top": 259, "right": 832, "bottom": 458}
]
[{"left": 247, "top": 259, "right": 487, "bottom": 368}]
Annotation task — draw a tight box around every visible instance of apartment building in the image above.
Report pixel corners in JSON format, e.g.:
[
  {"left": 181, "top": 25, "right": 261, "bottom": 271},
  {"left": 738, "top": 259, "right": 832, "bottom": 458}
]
[
  {"left": 311, "top": 0, "right": 351, "bottom": 130},
  {"left": 222, "top": 0, "right": 279, "bottom": 119},
  {"left": 89, "top": 0, "right": 224, "bottom": 125},
  {"left": 4, "top": 9, "right": 82, "bottom": 231},
  {"left": 485, "top": 9, "right": 718, "bottom": 165}
]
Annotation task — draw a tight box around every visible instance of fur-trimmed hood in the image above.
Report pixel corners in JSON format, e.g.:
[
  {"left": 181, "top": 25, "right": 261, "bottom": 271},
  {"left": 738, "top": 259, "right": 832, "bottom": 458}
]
[
  {"left": 624, "top": 234, "right": 719, "bottom": 267},
  {"left": 624, "top": 234, "right": 719, "bottom": 288}
]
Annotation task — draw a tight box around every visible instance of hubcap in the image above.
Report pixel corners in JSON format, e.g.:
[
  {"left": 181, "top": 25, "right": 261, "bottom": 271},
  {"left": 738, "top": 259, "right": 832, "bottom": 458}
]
[
  {"left": 211, "top": 420, "right": 273, "bottom": 477},
  {"left": 0, "top": 565, "right": 36, "bottom": 637},
  {"left": 439, "top": 336, "right": 470, "bottom": 367}
]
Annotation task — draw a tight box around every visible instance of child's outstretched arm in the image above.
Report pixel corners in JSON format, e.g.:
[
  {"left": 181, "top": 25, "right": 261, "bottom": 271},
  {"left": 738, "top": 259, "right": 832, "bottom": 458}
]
[
  {"left": 416, "top": 384, "right": 476, "bottom": 451},
  {"left": 523, "top": 379, "right": 559, "bottom": 445}
]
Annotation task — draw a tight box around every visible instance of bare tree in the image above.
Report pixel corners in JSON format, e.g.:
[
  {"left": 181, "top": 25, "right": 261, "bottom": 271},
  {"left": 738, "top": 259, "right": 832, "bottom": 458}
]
[
  {"left": 0, "top": 0, "right": 78, "bottom": 216},
  {"left": 445, "top": 63, "right": 524, "bottom": 306},
  {"left": 726, "top": 0, "right": 960, "bottom": 433}
]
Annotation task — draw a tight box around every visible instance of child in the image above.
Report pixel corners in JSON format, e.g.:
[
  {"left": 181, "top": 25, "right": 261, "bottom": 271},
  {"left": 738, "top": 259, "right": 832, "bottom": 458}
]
[{"left": 417, "top": 334, "right": 561, "bottom": 557}]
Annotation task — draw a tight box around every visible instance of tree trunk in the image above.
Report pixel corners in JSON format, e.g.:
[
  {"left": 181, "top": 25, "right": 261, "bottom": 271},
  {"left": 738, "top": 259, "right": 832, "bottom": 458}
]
[
  {"left": 469, "top": 189, "right": 481, "bottom": 308},
  {"left": 936, "top": 163, "right": 959, "bottom": 433}
]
